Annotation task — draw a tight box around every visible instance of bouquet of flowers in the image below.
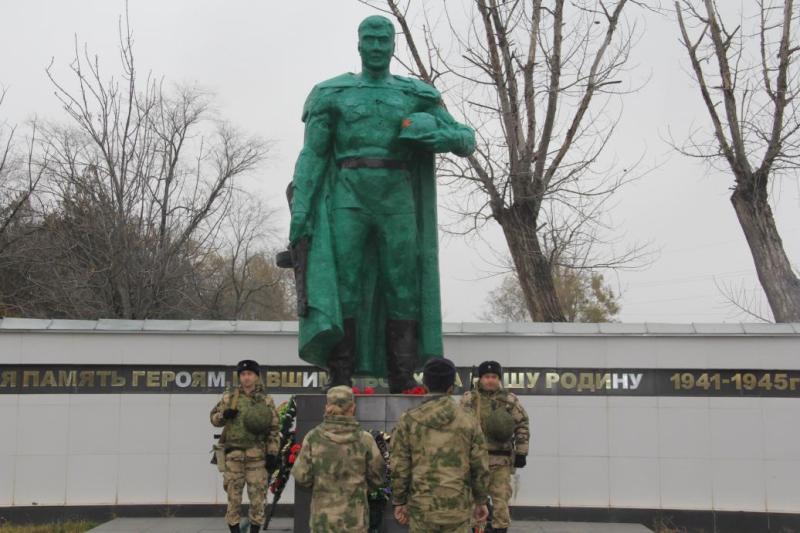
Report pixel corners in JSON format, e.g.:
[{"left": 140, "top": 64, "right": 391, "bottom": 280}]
[
  {"left": 264, "top": 396, "right": 297, "bottom": 529},
  {"left": 368, "top": 429, "right": 392, "bottom": 532}
]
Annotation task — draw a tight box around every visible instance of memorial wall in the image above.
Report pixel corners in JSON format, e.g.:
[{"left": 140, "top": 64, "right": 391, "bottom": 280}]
[{"left": 1, "top": 318, "right": 798, "bottom": 517}]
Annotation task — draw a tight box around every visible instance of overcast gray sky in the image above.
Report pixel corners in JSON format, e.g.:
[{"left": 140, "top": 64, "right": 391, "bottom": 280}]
[{"left": 1, "top": 0, "right": 797, "bottom": 323}]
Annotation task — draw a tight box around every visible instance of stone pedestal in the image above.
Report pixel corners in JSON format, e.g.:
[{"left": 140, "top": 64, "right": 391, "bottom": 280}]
[{"left": 293, "top": 394, "right": 427, "bottom": 533}]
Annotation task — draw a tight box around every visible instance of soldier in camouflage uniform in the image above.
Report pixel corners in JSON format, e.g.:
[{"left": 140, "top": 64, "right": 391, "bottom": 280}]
[
  {"left": 210, "top": 359, "right": 280, "bottom": 533},
  {"left": 461, "top": 360, "right": 530, "bottom": 533},
  {"left": 391, "top": 358, "right": 490, "bottom": 533},
  {"left": 292, "top": 385, "right": 385, "bottom": 532}
]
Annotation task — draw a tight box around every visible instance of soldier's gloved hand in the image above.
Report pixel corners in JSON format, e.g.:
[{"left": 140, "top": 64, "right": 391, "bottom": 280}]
[
  {"left": 222, "top": 408, "right": 239, "bottom": 421},
  {"left": 514, "top": 454, "right": 527, "bottom": 469},
  {"left": 393, "top": 505, "right": 409, "bottom": 525},
  {"left": 473, "top": 503, "right": 489, "bottom": 522},
  {"left": 265, "top": 454, "right": 279, "bottom": 473}
]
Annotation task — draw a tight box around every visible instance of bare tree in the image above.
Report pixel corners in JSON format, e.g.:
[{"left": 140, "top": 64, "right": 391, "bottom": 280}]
[
  {"left": 675, "top": 0, "right": 800, "bottom": 322},
  {"left": 483, "top": 266, "right": 621, "bottom": 322},
  {"left": 0, "top": 14, "right": 269, "bottom": 319},
  {"left": 362, "top": 0, "right": 650, "bottom": 321},
  {"left": 193, "top": 194, "right": 295, "bottom": 320},
  {"left": 715, "top": 278, "right": 773, "bottom": 323},
  {"left": 0, "top": 90, "right": 44, "bottom": 257}
]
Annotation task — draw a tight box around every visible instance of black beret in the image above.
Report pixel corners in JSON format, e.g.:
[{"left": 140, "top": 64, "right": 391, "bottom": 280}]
[
  {"left": 423, "top": 357, "right": 456, "bottom": 392},
  {"left": 478, "top": 360, "right": 502, "bottom": 379},
  {"left": 236, "top": 359, "right": 261, "bottom": 376}
]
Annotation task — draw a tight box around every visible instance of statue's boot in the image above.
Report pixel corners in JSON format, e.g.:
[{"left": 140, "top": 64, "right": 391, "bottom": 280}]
[
  {"left": 228, "top": 524, "right": 240, "bottom": 533},
  {"left": 386, "top": 319, "right": 419, "bottom": 393},
  {"left": 249, "top": 524, "right": 261, "bottom": 533},
  {"left": 327, "top": 318, "right": 356, "bottom": 389}
]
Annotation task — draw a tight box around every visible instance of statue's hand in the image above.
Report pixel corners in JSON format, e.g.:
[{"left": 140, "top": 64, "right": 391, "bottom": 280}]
[
  {"left": 400, "top": 112, "right": 476, "bottom": 156},
  {"left": 406, "top": 130, "right": 449, "bottom": 152},
  {"left": 289, "top": 211, "right": 311, "bottom": 245}
]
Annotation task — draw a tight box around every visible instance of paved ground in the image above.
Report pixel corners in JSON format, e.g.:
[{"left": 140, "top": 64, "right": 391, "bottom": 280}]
[
  {"left": 88, "top": 517, "right": 653, "bottom": 532},
  {"left": 88, "top": 518, "right": 292, "bottom": 532},
  {"left": 525, "top": 524, "right": 653, "bottom": 532}
]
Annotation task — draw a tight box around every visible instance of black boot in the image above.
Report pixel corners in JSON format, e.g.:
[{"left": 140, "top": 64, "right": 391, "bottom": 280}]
[
  {"left": 386, "top": 319, "right": 419, "bottom": 393},
  {"left": 249, "top": 524, "right": 260, "bottom": 533},
  {"left": 228, "top": 524, "right": 240, "bottom": 533},
  {"left": 327, "top": 318, "right": 356, "bottom": 389}
]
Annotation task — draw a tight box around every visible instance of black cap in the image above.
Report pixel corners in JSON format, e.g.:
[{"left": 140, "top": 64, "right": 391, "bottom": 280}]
[
  {"left": 423, "top": 357, "right": 456, "bottom": 392},
  {"left": 236, "top": 359, "right": 260, "bottom": 376},
  {"left": 478, "top": 360, "right": 502, "bottom": 379}
]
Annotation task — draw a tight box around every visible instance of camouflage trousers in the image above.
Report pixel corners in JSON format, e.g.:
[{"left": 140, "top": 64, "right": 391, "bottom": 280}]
[
  {"left": 223, "top": 448, "right": 268, "bottom": 526},
  {"left": 488, "top": 465, "right": 513, "bottom": 529},
  {"left": 409, "top": 520, "right": 470, "bottom": 533}
]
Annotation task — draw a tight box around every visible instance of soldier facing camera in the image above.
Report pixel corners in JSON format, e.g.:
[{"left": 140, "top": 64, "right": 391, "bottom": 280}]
[
  {"left": 462, "top": 360, "right": 530, "bottom": 533},
  {"left": 210, "top": 359, "right": 280, "bottom": 533}
]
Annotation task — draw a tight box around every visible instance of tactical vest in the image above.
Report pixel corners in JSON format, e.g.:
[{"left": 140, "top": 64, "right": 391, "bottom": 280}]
[
  {"left": 224, "top": 389, "right": 269, "bottom": 451},
  {"left": 473, "top": 389, "right": 515, "bottom": 445}
]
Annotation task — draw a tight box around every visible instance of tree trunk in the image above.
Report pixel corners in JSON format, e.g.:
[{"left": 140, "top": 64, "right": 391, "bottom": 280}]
[
  {"left": 731, "top": 186, "right": 800, "bottom": 322},
  {"left": 499, "top": 203, "right": 566, "bottom": 322}
]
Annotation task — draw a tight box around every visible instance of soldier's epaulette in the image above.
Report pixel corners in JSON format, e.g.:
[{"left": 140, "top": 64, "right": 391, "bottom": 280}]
[
  {"left": 301, "top": 74, "right": 357, "bottom": 121},
  {"left": 313, "top": 72, "right": 360, "bottom": 90},
  {"left": 392, "top": 75, "right": 441, "bottom": 100}
]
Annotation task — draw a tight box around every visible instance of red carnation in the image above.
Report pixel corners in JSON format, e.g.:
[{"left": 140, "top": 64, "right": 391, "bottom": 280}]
[
  {"left": 352, "top": 386, "right": 361, "bottom": 395},
  {"left": 288, "top": 453, "right": 297, "bottom": 464},
  {"left": 364, "top": 386, "right": 375, "bottom": 395},
  {"left": 290, "top": 443, "right": 302, "bottom": 454}
]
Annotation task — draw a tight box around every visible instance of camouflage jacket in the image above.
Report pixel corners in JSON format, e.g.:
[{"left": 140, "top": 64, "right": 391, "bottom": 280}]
[
  {"left": 292, "top": 415, "right": 385, "bottom": 533},
  {"left": 461, "top": 385, "right": 530, "bottom": 467},
  {"left": 390, "top": 395, "right": 490, "bottom": 525},
  {"left": 209, "top": 383, "right": 280, "bottom": 456}
]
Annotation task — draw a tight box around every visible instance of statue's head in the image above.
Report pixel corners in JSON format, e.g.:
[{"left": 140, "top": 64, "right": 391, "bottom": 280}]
[{"left": 358, "top": 15, "right": 395, "bottom": 72}]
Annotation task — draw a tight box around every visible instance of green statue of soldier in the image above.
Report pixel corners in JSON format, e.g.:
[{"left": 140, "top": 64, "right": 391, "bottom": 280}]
[{"left": 284, "top": 15, "right": 476, "bottom": 392}]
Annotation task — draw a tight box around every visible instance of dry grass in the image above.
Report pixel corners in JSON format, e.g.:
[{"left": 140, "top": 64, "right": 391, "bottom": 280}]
[{"left": 0, "top": 521, "right": 97, "bottom": 533}]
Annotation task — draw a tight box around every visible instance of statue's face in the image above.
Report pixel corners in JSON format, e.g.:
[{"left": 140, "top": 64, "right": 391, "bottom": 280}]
[{"left": 358, "top": 26, "right": 394, "bottom": 71}]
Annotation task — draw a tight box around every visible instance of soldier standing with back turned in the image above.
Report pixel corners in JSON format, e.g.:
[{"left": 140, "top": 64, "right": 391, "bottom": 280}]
[
  {"left": 291, "top": 385, "right": 385, "bottom": 532},
  {"left": 210, "top": 359, "right": 280, "bottom": 533},
  {"left": 391, "top": 357, "right": 490, "bottom": 532},
  {"left": 461, "top": 360, "right": 530, "bottom": 533}
]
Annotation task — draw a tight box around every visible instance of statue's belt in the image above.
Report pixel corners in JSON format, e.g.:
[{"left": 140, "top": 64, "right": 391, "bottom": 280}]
[{"left": 338, "top": 157, "right": 408, "bottom": 170}]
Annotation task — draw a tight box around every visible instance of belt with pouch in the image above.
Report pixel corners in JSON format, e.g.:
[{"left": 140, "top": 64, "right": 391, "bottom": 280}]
[
  {"left": 488, "top": 450, "right": 512, "bottom": 457},
  {"left": 225, "top": 446, "right": 246, "bottom": 453}
]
